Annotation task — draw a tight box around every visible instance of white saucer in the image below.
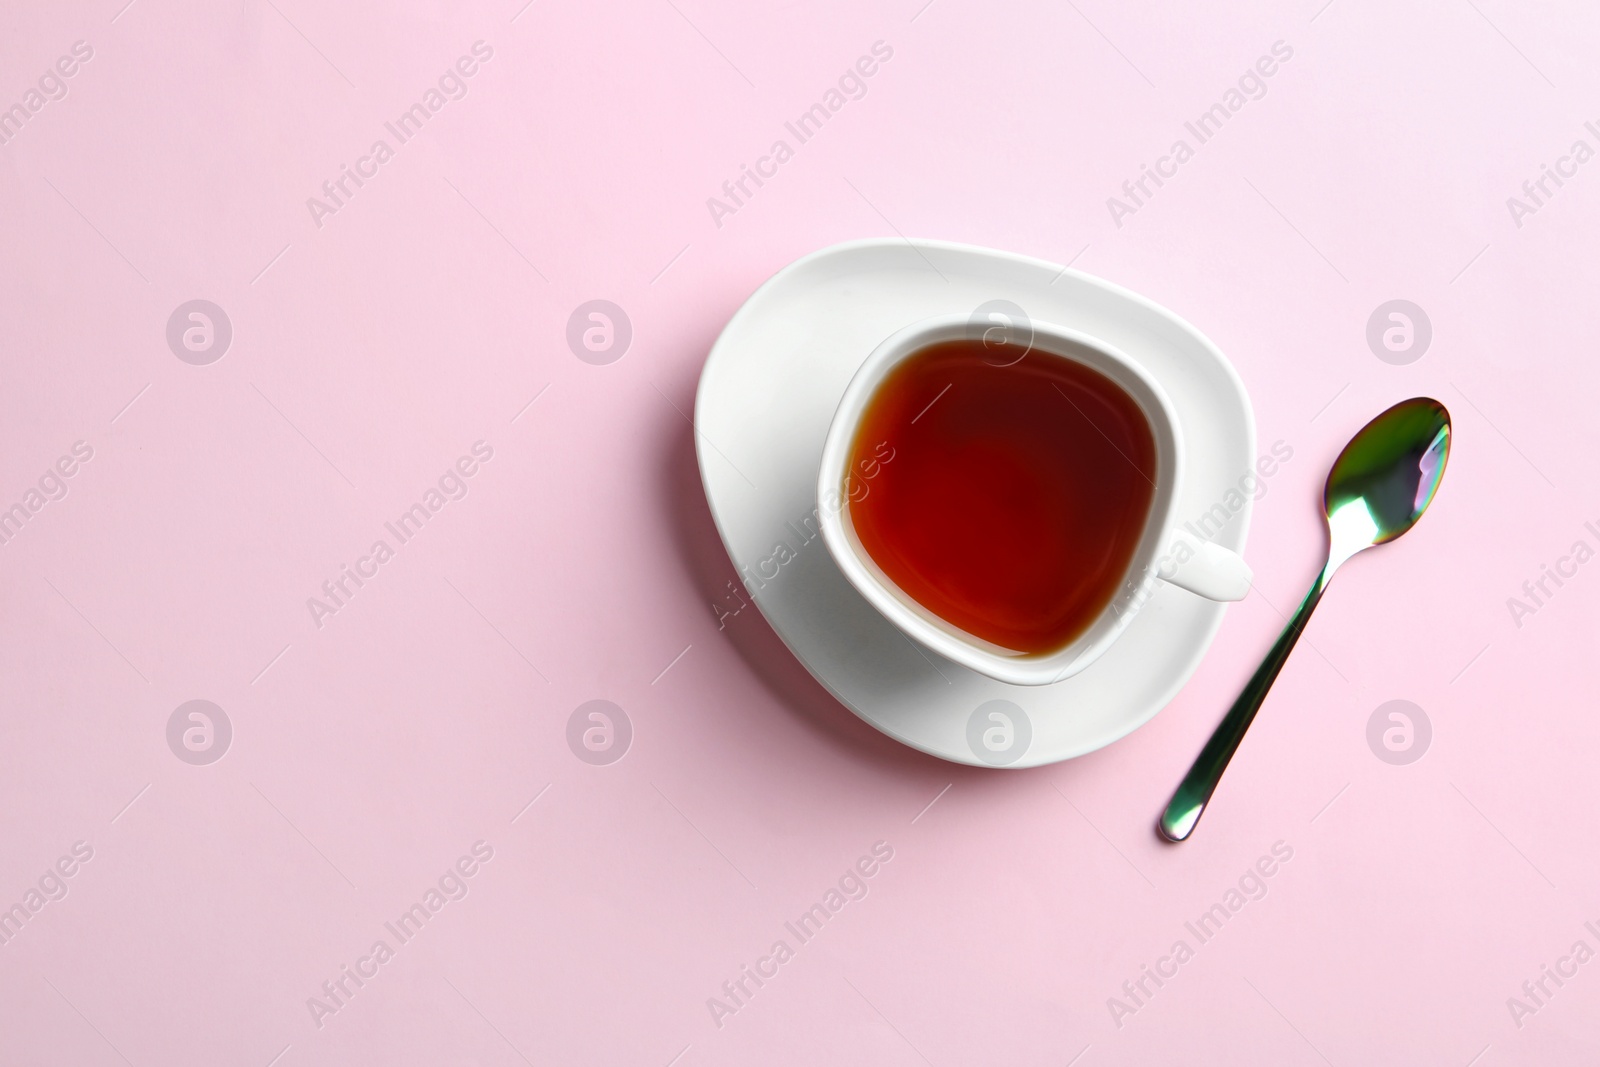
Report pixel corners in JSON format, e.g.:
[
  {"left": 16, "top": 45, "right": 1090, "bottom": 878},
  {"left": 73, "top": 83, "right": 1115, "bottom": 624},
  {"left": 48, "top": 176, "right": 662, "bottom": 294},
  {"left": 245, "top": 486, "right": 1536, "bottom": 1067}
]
[{"left": 694, "top": 239, "right": 1255, "bottom": 767}]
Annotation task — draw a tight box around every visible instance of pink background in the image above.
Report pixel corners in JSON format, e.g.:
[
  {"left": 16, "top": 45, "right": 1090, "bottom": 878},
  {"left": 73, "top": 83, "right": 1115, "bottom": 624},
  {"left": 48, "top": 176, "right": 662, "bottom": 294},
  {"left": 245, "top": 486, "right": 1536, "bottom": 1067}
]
[{"left": 2, "top": 0, "right": 1597, "bottom": 1063}]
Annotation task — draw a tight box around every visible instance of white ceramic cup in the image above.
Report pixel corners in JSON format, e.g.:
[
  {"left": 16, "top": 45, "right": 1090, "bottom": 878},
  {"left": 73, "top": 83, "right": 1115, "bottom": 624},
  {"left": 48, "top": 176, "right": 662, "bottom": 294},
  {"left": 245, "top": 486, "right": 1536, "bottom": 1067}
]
[{"left": 816, "top": 313, "right": 1251, "bottom": 687}]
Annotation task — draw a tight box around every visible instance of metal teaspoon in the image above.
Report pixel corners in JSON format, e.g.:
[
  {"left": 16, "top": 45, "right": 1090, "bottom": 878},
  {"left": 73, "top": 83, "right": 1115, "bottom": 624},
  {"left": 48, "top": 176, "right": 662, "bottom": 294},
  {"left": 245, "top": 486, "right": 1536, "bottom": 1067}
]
[{"left": 1158, "top": 397, "right": 1453, "bottom": 842}]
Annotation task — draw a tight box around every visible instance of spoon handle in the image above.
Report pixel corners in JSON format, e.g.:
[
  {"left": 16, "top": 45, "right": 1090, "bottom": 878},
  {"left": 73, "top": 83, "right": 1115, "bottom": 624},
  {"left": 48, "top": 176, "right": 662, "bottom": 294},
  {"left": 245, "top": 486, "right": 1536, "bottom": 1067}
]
[{"left": 1158, "top": 563, "right": 1332, "bottom": 842}]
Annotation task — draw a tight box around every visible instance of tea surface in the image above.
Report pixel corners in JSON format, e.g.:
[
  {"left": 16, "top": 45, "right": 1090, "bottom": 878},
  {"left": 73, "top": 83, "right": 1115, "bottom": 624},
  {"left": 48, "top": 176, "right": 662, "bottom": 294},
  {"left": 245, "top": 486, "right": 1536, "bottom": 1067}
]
[{"left": 846, "top": 339, "right": 1158, "bottom": 655}]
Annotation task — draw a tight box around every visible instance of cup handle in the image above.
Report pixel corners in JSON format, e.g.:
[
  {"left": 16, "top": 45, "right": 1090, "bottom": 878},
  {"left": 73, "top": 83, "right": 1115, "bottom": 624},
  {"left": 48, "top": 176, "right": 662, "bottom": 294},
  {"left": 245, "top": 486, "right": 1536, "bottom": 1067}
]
[{"left": 1158, "top": 529, "right": 1251, "bottom": 602}]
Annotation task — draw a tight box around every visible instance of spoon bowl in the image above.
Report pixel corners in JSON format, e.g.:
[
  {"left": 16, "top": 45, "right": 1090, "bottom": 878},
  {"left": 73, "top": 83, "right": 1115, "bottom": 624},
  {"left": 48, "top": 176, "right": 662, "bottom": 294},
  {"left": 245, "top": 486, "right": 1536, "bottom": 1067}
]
[{"left": 1324, "top": 398, "right": 1451, "bottom": 562}]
